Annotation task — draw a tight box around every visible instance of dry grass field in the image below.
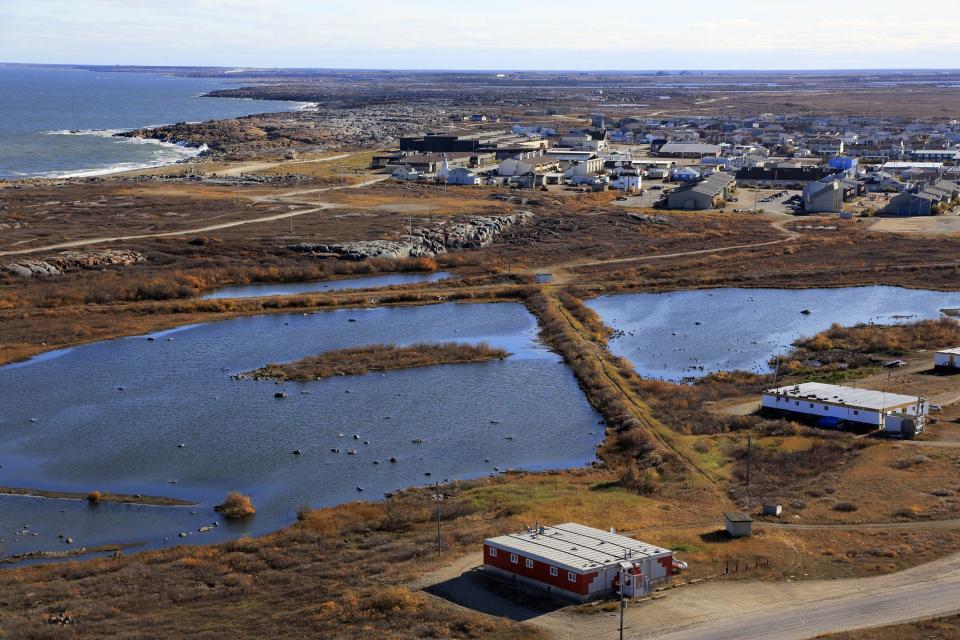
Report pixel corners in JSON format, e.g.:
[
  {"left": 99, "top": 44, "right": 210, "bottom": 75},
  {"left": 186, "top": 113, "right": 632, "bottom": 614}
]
[{"left": 6, "top": 108, "right": 960, "bottom": 636}]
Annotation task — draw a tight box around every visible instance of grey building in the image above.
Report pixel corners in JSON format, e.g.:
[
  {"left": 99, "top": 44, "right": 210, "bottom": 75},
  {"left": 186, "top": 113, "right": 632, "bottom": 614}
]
[{"left": 665, "top": 173, "right": 734, "bottom": 210}]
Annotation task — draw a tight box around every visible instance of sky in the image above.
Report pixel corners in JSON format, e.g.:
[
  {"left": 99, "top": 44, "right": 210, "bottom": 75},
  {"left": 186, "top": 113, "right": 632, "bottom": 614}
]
[{"left": 2, "top": 0, "right": 959, "bottom": 71}]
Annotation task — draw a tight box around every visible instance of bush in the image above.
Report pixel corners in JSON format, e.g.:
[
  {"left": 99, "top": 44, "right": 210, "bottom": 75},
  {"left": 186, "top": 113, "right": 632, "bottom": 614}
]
[
  {"left": 832, "top": 502, "right": 859, "bottom": 512},
  {"left": 87, "top": 490, "right": 102, "bottom": 503},
  {"left": 619, "top": 464, "right": 660, "bottom": 495},
  {"left": 215, "top": 492, "right": 256, "bottom": 519}
]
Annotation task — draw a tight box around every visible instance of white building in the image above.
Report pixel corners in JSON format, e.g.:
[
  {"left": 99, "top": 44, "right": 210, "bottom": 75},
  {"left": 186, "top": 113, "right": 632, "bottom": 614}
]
[
  {"left": 610, "top": 167, "right": 642, "bottom": 192},
  {"left": 391, "top": 165, "right": 425, "bottom": 181},
  {"left": 762, "top": 382, "right": 926, "bottom": 437},
  {"left": 935, "top": 347, "right": 960, "bottom": 370}
]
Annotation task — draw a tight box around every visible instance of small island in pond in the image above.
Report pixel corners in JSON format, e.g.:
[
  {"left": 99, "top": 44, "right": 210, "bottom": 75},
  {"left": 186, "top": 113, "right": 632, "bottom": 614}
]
[{"left": 239, "top": 342, "right": 508, "bottom": 381}]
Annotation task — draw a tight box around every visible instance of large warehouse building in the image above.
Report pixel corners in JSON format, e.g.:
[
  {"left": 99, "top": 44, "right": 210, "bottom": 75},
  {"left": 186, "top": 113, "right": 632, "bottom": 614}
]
[
  {"left": 762, "top": 382, "right": 927, "bottom": 437},
  {"left": 483, "top": 522, "right": 673, "bottom": 601}
]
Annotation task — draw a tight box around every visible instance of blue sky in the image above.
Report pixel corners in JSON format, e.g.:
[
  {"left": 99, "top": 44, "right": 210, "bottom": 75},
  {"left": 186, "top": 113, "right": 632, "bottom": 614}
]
[{"left": 2, "top": 0, "right": 959, "bottom": 70}]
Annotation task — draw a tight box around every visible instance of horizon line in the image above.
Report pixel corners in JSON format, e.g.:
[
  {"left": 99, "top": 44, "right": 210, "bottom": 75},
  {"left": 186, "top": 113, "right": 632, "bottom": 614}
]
[{"left": 3, "top": 61, "right": 960, "bottom": 75}]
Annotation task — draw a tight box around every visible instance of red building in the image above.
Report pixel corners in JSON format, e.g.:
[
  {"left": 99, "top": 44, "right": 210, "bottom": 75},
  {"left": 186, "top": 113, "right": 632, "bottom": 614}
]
[{"left": 483, "top": 522, "right": 673, "bottom": 601}]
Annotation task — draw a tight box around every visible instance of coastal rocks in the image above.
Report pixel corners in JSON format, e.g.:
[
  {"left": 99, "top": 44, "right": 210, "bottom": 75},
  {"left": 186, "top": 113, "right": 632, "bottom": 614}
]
[
  {"left": 4, "top": 260, "right": 61, "bottom": 278},
  {"left": 287, "top": 211, "right": 532, "bottom": 260},
  {"left": 5, "top": 249, "right": 145, "bottom": 278}
]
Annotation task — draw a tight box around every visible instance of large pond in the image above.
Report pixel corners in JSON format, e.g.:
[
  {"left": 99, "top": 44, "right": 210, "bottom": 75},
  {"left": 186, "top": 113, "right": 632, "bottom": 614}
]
[
  {"left": 0, "top": 303, "right": 602, "bottom": 561},
  {"left": 587, "top": 286, "right": 960, "bottom": 381},
  {"left": 201, "top": 272, "right": 452, "bottom": 300}
]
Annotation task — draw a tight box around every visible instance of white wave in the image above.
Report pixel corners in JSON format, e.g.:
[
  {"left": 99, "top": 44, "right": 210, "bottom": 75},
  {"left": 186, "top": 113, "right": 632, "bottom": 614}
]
[
  {"left": 45, "top": 128, "right": 127, "bottom": 137},
  {"left": 294, "top": 101, "right": 319, "bottom": 111},
  {"left": 34, "top": 138, "right": 206, "bottom": 179}
]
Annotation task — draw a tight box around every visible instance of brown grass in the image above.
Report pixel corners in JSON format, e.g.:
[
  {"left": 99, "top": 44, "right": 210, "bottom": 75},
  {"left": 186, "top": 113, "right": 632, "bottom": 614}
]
[
  {"left": 215, "top": 492, "right": 256, "bottom": 519},
  {"left": 242, "top": 341, "right": 507, "bottom": 380}
]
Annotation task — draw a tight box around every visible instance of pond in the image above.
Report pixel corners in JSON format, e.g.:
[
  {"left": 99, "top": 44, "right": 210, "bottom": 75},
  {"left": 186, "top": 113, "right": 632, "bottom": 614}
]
[
  {"left": 201, "top": 272, "right": 452, "bottom": 300},
  {"left": 0, "top": 302, "right": 602, "bottom": 562},
  {"left": 586, "top": 287, "right": 960, "bottom": 381}
]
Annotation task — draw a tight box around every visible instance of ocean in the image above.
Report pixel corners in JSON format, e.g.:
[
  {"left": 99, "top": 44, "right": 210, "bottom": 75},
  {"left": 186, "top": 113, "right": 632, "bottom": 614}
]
[{"left": 0, "top": 66, "right": 302, "bottom": 179}]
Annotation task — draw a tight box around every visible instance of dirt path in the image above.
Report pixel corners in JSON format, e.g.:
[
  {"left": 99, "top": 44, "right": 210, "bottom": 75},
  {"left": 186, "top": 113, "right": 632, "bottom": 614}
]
[
  {"left": 0, "top": 175, "right": 390, "bottom": 257},
  {"left": 543, "top": 215, "right": 799, "bottom": 272},
  {"left": 214, "top": 153, "right": 352, "bottom": 177},
  {"left": 421, "top": 549, "right": 960, "bottom": 640},
  {"left": 0, "top": 205, "right": 332, "bottom": 256}
]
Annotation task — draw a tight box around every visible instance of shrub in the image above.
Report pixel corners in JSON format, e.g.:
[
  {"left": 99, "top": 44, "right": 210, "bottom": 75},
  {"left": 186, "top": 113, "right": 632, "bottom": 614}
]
[
  {"left": 832, "top": 502, "right": 859, "bottom": 512},
  {"left": 87, "top": 490, "right": 102, "bottom": 503},
  {"left": 215, "top": 492, "right": 256, "bottom": 519}
]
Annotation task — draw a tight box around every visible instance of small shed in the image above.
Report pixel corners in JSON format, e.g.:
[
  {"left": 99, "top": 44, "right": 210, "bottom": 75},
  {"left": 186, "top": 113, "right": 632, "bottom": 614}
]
[
  {"left": 724, "top": 512, "right": 753, "bottom": 538},
  {"left": 762, "top": 504, "right": 782, "bottom": 517}
]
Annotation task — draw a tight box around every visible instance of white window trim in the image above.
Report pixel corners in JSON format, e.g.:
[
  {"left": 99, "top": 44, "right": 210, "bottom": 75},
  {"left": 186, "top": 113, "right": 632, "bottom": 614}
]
[
  {"left": 488, "top": 547, "right": 497, "bottom": 557},
  {"left": 567, "top": 571, "right": 577, "bottom": 583},
  {"left": 550, "top": 566, "right": 558, "bottom": 576},
  {"left": 526, "top": 558, "right": 534, "bottom": 569},
  {"left": 510, "top": 553, "right": 518, "bottom": 564}
]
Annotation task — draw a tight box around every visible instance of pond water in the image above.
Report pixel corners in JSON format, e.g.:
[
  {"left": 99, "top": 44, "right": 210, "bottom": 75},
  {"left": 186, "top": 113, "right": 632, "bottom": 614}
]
[
  {"left": 0, "top": 303, "right": 602, "bottom": 562},
  {"left": 201, "top": 272, "right": 452, "bottom": 300},
  {"left": 587, "top": 287, "right": 960, "bottom": 381}
]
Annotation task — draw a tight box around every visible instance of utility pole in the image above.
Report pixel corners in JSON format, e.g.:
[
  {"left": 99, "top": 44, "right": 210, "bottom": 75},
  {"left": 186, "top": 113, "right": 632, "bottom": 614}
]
[
  {"left": 619, "top": 553, "right": 627, "bottom": 640},
  {"left": 435, "top": 481, "right": 442, "bottom": 557}
]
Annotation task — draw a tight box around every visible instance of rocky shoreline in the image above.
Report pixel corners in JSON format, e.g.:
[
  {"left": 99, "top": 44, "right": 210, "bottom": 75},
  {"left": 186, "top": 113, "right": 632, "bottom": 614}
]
[
  {"left": 4, "top": 249, "right": 145, "bottom": 278},
  {"left": 287, "top": 211, "right": 533, "bottom": 260},
  {"left": 116, "top": 103, "right": 448, "bottom": 157}
]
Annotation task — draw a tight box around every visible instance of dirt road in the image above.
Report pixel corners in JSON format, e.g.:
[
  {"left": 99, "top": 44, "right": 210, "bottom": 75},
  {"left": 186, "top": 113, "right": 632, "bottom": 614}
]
[
  {"left": 423, "top": 549, "right": 960, "bottom": 640},
  {"left": 214, "top": 153, "right": 352, "bottom": 177},
  {"left": 0, "top": 175, "right": 390, "bottom": 257}
]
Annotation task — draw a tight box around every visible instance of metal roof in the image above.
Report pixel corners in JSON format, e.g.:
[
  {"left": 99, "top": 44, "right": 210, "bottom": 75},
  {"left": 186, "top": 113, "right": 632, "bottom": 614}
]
[
  {"left": 724, "top": 512, "right": 753, "bottom": 523},
  {"left": 485, "top": 523, "right": 671, "bottom": 572},
  {"left": 764, "top": 382, "right": 922, "bottom": 411},
  {"left": 937, "top": 347, "right": 960, "bottom": 356},
  {"left": 659, "top": 143, "right": 721, "bottom": 154}
]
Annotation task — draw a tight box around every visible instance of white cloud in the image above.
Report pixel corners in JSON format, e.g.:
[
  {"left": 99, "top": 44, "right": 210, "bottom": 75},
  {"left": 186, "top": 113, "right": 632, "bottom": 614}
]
[{"left": 2, "top": 0, "right": 960, "bottom": 68}]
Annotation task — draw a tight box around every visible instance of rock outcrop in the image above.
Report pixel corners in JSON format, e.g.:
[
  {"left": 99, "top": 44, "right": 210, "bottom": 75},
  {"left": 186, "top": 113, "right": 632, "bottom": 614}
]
[
  {"left": 287, "top": 211, "right": 532, "bottom": 260},
  {"left": 5, "top": 249, "right": 145, "bottom": 278}
]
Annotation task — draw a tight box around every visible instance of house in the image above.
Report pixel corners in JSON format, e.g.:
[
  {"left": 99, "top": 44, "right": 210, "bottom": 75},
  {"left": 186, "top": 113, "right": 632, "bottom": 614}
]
[
  {"left": 483, "top": 523, "right": 674, "bottom": 602},
  {"left": 802, "top": 180, "right": 843, "bottom": 213},
  {"left": 440, "top": 166, "right": 481, "bottom": 186},
  {"left": 724, "top": 512, "right": 753, "bottom": 538},
  {"left": 665, "top": 173, "right": 734, "bottom": 210},
  {"left": 391, "top": 165, "right": 426, "bottom": 181},
  {"left": 762, "top": 382, "right": 926, "bottom": 436}
]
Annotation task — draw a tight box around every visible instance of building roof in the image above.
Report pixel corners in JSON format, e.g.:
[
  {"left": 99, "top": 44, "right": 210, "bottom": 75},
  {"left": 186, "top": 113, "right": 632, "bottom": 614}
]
[
  {"left": 936, "top": 347, "right": 960, "bottom": 356},
  {"left": 764, "top": 382, "right": 922, "bottom": 412},
  {"left": 670, "top": 172, "right": 734, "bottom": 198},
  {"left": 724, "top": 512, "right": 754, "bottom": 523},
  {"left": 659, "top": 143, "right": 721, "bottom": 155},
  {"left": 485, "top": 523, "right": 671, "bottom": 572},
  {"left": 883, "top": 162, "right": 943, "bottom": 170}
]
